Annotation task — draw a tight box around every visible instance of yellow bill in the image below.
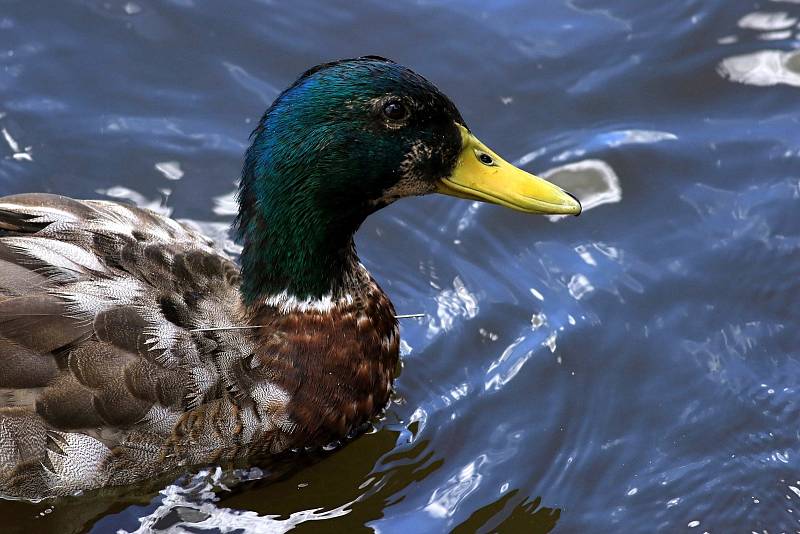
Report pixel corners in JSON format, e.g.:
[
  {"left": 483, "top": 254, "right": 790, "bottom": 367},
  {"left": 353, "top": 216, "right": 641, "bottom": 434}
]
[{"left": 437, "top": 124, "right": 582, "bottom": 216}]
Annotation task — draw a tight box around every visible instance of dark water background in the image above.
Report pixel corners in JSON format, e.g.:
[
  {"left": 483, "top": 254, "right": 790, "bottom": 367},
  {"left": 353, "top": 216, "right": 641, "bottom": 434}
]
[{"left": 1, "top": 0, "right": 800, "bottom": 532}]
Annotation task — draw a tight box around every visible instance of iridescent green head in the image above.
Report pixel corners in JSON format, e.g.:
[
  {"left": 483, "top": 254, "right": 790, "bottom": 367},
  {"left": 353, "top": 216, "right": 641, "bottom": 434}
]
[{"left": 237, "top": 57, "right": 580, "bottom": 303}]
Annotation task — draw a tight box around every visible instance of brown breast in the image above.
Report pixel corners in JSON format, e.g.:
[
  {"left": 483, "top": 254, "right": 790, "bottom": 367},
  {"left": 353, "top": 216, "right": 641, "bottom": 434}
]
[{"left": 248, "top": 280, "right": 399, "bottom": 448}]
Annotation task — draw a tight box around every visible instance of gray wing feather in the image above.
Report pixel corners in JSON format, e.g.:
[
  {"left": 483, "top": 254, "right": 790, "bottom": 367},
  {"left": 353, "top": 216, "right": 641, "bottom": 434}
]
[{"left": 0, "top": 193, "right": 273, "bottom": 499}]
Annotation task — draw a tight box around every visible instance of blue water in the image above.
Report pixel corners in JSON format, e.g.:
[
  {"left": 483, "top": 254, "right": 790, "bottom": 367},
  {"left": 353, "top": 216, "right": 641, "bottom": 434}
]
[{"left": 1, "top": 0, "right": 799, "bottom": 532}]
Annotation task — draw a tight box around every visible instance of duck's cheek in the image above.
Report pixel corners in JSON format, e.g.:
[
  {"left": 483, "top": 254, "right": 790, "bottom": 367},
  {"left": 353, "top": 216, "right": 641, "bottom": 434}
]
[{"left": 371, "top": 175, "right": 438, "bottom": 207}]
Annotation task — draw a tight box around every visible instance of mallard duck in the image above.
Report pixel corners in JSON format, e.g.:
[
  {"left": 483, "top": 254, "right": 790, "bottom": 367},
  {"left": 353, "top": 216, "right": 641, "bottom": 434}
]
[{"left": 0, "top": 56, "right": 580, "bottom": 500}]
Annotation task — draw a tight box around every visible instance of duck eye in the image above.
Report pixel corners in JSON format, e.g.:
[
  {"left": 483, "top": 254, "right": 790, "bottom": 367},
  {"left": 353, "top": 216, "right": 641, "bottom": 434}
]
[
  {"left": 477, "top": 151, "right": 494, "bottom": 166},
  {"left": 382, "top": 100, "right": 407, "bottom": 121}
]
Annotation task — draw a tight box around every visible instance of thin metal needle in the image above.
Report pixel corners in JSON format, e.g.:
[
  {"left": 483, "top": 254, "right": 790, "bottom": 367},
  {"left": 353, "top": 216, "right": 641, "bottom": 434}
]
[{"left": 190, "top": 313, "right": 426, "bottom": 332}]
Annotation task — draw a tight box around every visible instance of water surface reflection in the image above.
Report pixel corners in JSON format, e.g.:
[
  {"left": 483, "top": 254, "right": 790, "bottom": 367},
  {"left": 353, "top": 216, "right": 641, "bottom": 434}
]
[{"left": 0, "top": 0, "right": 798, "bottom": 532}]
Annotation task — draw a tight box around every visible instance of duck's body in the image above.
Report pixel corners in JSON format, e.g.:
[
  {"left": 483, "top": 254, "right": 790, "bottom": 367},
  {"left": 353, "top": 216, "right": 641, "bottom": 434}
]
[
  {"left": 0, "top": 57, "right": 580, "bottom": 500},
  {"left": 0, "top": 194, "right": 397, "bottom": 499}
]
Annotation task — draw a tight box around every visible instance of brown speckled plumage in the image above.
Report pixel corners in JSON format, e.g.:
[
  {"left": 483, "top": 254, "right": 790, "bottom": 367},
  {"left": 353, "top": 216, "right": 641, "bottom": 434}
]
[
  {"left": 0, "top": 193, "right": 399, "bottom": 499},
  {"left": 250, "top": 288, "right": 398, "bottom": 446}
]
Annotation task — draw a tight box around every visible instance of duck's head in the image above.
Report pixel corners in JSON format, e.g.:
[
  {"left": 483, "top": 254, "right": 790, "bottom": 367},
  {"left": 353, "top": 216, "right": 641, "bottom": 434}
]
[{"left": 238, "top": 57, "right": 581, "bottom": 302}]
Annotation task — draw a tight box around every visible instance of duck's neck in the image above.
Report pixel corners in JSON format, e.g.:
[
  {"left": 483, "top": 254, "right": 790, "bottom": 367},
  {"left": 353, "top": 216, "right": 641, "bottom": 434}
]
[{"left": 236, "top": 171, "right": 372, "bottom": 307}]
